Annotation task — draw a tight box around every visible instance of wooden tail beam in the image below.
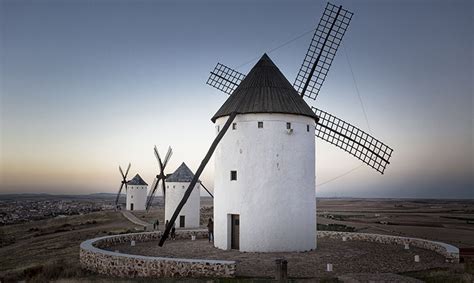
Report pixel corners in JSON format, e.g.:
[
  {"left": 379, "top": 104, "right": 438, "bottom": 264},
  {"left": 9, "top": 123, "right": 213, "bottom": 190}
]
[
  {"left": 159, "top": 112, "right": 237, "bottom": 246},
  {"left": 200, "top": 183, "right": 214, "bottom": 198}
]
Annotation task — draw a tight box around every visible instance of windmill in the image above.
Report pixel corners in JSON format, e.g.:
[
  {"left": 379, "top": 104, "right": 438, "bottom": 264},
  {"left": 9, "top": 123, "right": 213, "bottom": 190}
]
[
  {"left": 115, "top": 163, "right": 131, "bottom": 208},
  {"left": 146, "top": 146, "right": 172, "bottom": 210},
  {"left": 159, "top": 2, "right": 393, "bottom": 247}
]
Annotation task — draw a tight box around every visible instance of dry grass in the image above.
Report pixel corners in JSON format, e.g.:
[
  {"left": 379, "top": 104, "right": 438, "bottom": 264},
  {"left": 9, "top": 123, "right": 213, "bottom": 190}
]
[{"left": 0, "top": 210, "right": 138, "bottom": 281}]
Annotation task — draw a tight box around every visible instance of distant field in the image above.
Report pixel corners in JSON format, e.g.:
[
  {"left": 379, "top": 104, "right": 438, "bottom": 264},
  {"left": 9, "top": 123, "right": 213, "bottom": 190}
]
[
  {"left": 0, "top": 196, "right": 472, "bottom": 282},
  {"left": 317, "top": 198, "right": 474, "bottom": 247}
]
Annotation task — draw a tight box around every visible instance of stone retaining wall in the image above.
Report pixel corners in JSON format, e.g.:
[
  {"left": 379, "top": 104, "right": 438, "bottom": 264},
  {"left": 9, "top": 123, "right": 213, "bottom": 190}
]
[
  {"left": 318, "top": 231, "right": 459, "bottom": 262},
  {"left": 94, "top": 229, "right": 209, "bottom": 249},
  {"left": 80, "top": 230, "right": 459, "bottom": 279},
  {"left": 80, "top": 229, "right": 235, "bottom": 278}
]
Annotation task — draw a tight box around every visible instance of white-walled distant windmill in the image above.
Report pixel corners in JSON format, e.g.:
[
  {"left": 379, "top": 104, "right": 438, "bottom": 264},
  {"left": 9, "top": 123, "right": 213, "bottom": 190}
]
[
  {"left": 126, "top": 174, "right": 148, "bottom": 211},
  {"left": 115, "top": 164, "right": 148, "bottom": 211},
  {"left": 160, "top": 2, "right": 393, "bottom": 251},
  {"left": 165, "top": 162, "right": 201, "bottom": 229}
]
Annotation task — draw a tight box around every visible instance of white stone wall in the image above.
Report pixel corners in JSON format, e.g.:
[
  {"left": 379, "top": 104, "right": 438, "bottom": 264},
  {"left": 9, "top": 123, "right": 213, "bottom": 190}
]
[
  {"left": 165, "top": 182, "right": 201, "bottom": 228},
  {"left": 214, "top": 113, "right": 316, "bottom": 252},
  {"left": 127, "top": 185, "right": 147, "bottom": 211}
]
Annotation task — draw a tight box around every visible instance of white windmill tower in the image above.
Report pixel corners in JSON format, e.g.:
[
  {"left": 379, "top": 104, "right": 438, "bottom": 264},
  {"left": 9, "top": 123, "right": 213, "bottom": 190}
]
[
  {"left": 212, "top": 54, "right": 317, "bottom": 251},
  {"left": 164, "top": 163, "right": 201, "bottom": 228},
  {"left": 125, "top": 174, "right": 148, "bottom": 211},
  {"left": 159, "top": 2, "right": 393, "bottom": 251}
]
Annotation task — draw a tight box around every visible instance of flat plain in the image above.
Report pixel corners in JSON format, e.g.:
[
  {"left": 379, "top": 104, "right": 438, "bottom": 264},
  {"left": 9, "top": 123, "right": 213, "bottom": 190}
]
[{"left": 0, "top": 195, "right": 472, "bottom": 282}]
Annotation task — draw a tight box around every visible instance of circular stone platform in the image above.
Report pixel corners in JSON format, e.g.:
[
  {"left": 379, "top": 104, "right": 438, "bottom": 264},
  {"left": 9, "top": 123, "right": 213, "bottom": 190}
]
[
  {"left": 80, "top": 230, "right": 459, "bottom": 279},
  {"left": 106, "top": 237, "right": 451, "bottom": 278}
]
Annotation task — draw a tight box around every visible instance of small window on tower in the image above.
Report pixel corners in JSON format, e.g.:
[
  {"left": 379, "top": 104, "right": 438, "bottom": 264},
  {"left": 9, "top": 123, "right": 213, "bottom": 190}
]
[
  {"left": 182, "top": 186, "right": 185, "bottom": 189},
  {"left": 230, "top": 170, "right": 237, "bottom": 181},
  {"left": 173, "top": 185, "right": 175, "bottom": 189},
  {"left": 307, "top": 124, "right": 310, "bottom": 132},
  {"left": 232, "top": 123, "right": 237, "bottom": 130},
  {"left": 216, "top": 125, "right": 220, "bottom": 133},
  {"left": 287, "top": 122, "right": 292, "bottom": 129},
  {"left": 167, "top": 185, "right": 169, "bottom": 188},
  {"left": 258, "top": 121, "right": 263, "bottom": 128},
  {"left": 131, "top": 195, "right": 133, "bottom": 199}
]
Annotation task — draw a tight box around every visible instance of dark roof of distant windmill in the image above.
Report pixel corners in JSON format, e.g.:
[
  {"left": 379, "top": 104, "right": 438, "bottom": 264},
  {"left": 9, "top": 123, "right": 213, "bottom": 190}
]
[
  {"left": 166, "top": 162, "right": 197, "bottom": 183},
  {"left": 211, "top": 53, "right": 317, "bottom": 123},
  {"left": 127, "top": 174, "right": 148, "bottom": 186}
]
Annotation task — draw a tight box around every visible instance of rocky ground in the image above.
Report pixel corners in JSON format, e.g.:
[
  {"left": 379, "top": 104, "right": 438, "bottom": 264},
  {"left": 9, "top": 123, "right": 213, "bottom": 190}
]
[{"left": 108, "top": 238, "right": 454, "bottom": 279}]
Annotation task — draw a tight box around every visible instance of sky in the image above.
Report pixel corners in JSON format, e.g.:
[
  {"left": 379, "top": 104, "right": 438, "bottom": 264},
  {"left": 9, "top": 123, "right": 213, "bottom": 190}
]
[{"left": 0, "top": 0, "right": 472, "bottom": 198}]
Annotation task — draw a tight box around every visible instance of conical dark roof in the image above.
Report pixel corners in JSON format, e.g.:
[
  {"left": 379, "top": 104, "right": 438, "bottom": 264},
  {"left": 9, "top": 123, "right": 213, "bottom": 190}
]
[
  {"left": 167, "top": 162, "right": 196, "bottom": 182},
  {"left": 211, "top": 53, "right": 317, "bottom": 123},
  {"left": 127, "top": 174, "right": 148, "bottom": 186}
]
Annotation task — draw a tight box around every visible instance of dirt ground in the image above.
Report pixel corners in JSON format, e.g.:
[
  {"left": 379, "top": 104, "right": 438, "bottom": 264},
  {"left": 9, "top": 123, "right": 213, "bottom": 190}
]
[
  {"left": 0, "top": 210, "right": 137, "bottom": 279},
  {"left": 109, "top": 238, "right": 453, "bottom": 278},
  {"left": 0, "top": 198, "right": 473, "bottom": 282}
]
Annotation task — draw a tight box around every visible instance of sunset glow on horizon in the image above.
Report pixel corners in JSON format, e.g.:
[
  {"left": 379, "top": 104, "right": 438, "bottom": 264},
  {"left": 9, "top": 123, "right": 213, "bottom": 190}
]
[{"left": 1, "top": 0, "right": 472, "bottom": 198}]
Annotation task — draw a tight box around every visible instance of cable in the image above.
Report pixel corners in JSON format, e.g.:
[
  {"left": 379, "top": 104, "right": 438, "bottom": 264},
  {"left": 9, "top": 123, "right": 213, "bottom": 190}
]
[
  {"left": 343, "top": 43, "right": 372, "bottom": 133},
  {"left": 234, "top": 27, "right": 317, "bottom": 70},
  {"left": 316, "top": 164, "right": 363, "bottom": 188},
  {"left": 314, "top": 45, "right": 372, "bottom": 188}
]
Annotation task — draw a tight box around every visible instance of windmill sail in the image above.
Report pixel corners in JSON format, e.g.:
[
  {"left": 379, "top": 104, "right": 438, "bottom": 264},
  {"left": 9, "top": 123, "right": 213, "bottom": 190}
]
[
  {"left": 293, "top": 2, "right": 353, "bottom": 100},
  {"left": 207, "top": 63, "right": 246, "bottom": 95},
  {"left": 163, "top": 146, "right": 173, "bottom": 168},
  {"left": 313, "top": 107, "right": 393, "bottom": 174},
  {"left": 147, "top": 146, "right": 172, "bottom": 210},
  {"left": 146, "top": 177, "right": 159, "bottom": 209},
  {"left": 115, "top": 182, "right": 124, "bottom": 206},
  {"left": 115, "top": 163, "right": 131, "bottom": 206}
]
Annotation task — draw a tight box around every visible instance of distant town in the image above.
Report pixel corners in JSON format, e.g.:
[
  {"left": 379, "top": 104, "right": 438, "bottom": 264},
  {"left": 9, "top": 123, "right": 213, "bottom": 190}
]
[{"left": 0, "top": 194, "right": 120, "bottom": 225}]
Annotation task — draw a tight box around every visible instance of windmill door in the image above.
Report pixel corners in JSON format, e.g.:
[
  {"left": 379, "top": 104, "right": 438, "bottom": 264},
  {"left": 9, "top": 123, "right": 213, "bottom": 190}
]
[
  {"left": 179, "top": 215, "right": 185, "bottom": 228},
  {"left": 231, "top": 214, "right": 240, "bottom": 250},
  {"left": 130, "top": 203, "right": 134, "bottom": 211}
]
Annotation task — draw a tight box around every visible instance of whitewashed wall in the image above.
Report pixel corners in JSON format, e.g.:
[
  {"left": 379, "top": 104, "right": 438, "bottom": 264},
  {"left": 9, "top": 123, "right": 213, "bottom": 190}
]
[
  {"left": 214, "top": 113, "right": 316, "bottom": 252},
  {"left": 126, "top": 185, "right": 147, "bottom": 211},
  {"left": 165, "top": 182, "right": 201, "bottom": 228}
]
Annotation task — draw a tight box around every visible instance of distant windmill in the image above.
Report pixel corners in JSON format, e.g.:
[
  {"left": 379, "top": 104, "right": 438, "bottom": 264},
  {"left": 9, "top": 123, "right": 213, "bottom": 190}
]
[
  {"left": 160, "top": 2, "right": 393, "bottom": 248},
  {"left": 115, "top": 163, "right": 131, "bottom": 208},
  {"left": 146, "top": 146, "right": 172, "bottom": 210}
]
